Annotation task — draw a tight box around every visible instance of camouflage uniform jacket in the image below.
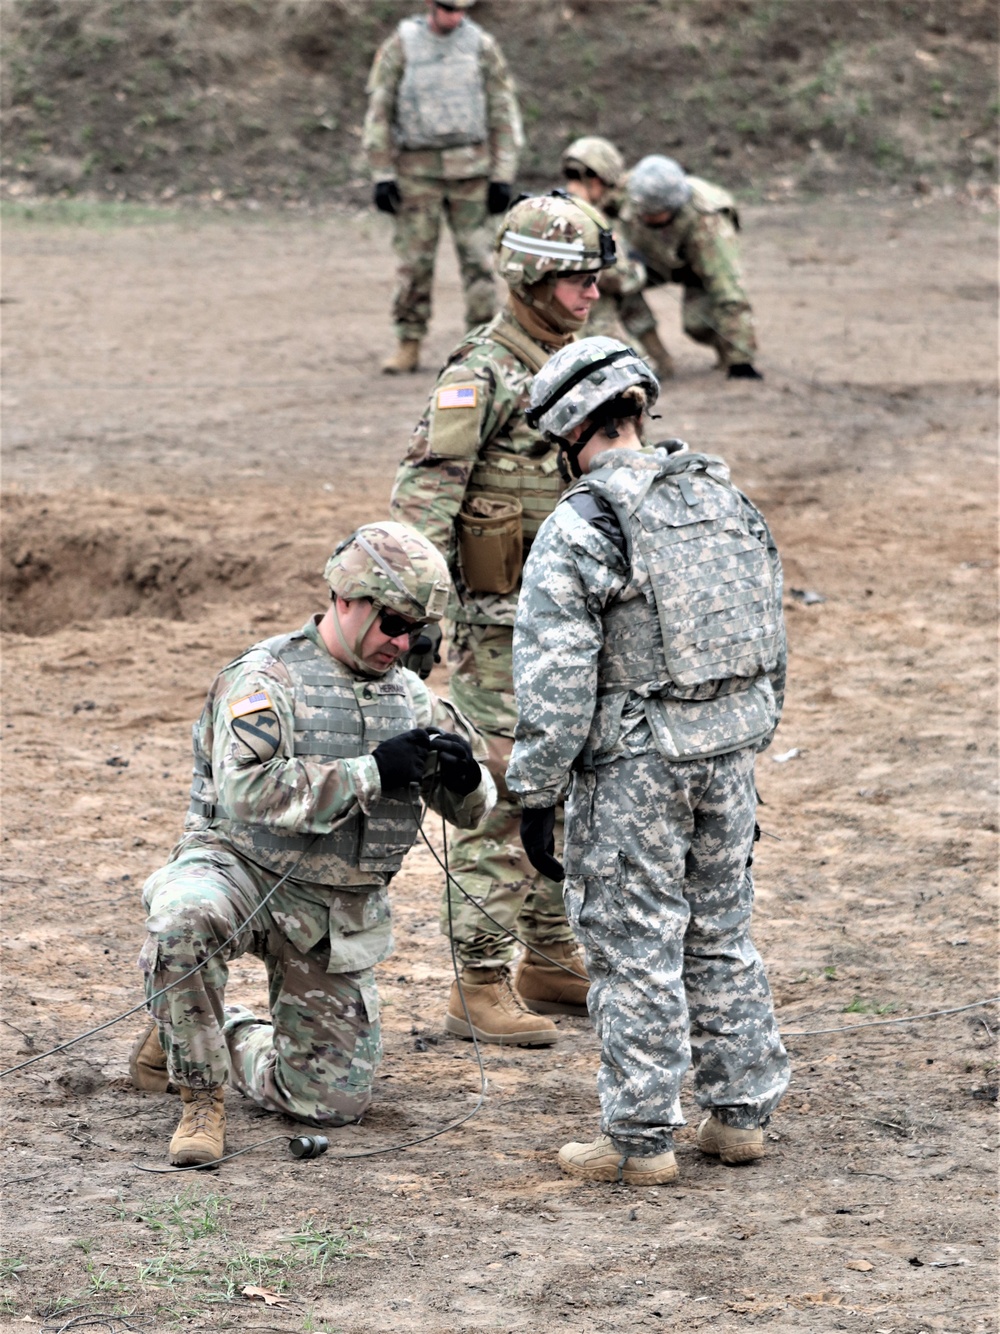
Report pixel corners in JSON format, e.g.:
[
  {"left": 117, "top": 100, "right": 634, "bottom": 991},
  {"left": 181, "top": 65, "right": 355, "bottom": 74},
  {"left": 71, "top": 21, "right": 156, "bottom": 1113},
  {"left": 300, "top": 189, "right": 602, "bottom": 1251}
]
[
  {"left": 507, "top": 447, "right": 786, "bottom": 808},
  {"left": 622, "top": 177, "right": 755, "bottom": 362},
  {"left": 389, "top": 306, "right": 567, "bottom": 629},
  {"left": 363, "top": 17, "right": 522, "bottom": 184},
  {"left": 173, "top": 615, "right": 494, "bottom": 965}
]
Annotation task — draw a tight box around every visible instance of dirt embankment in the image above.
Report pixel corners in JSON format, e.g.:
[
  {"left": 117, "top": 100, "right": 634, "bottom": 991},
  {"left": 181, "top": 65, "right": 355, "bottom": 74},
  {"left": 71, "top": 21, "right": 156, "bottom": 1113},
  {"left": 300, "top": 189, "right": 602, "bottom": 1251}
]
[{"left": 2, "top": 0, "right": 997, "bottom": 210}]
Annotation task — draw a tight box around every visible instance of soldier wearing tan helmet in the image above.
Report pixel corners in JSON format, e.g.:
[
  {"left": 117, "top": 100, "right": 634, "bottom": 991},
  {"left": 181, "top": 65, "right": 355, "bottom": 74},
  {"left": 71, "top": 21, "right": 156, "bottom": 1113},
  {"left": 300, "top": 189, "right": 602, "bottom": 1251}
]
[
  {"left": 363, "top": 0, "right": 523, "bottom": 373},
  {"left": 560, "top": 136, "right": 648, "bottom": 345},
  {"left": 129, "top": 522, "right": 495, "bottom": 1166},
  {"left": 620, "top": 154, "right": 763, "bottom": 380},
  {"left": 390, "top": 193, "right": 618, "bottom": 1046}
]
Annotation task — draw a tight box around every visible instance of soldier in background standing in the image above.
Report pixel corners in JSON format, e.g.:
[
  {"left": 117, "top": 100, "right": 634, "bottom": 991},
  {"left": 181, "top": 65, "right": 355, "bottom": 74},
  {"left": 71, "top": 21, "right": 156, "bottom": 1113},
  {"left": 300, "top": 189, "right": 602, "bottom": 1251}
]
[
  {"left": 363, "top": 0, "right": 523, "bottom": 374},
  {"left": 560, "top": 136, "right": 647, "bottom": 345},
  {"left": 508, "top": 337, "right": 788, "bottom": 1183},
  {"left": 390, "top": 194, "right": 617, "bottom": 1046},
  {"left": 620, "top": 154, "right": 763, "bottom": 381}
]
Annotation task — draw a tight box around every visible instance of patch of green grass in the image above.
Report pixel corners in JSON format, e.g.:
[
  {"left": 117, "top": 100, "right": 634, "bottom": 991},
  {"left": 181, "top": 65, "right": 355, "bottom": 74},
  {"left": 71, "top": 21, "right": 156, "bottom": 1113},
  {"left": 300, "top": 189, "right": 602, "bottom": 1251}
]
[
  {"left": 843, "top": 996, "right": 898, "bottom": 1015},
  {"left": 222, "top": 1246, "right": 295, "bottom": 1292},
  {"left": 823, "top": 965, "right": 837, "bottom": 980},
  {"left": 283, "top": 1219, "right": 367, "bottom": 1284},
  {"left": 127, "top": 1186, "right": 230, "bottom": 1242},
  {"left": 1, "top": 198, "right": 174, "bottom": 228}
]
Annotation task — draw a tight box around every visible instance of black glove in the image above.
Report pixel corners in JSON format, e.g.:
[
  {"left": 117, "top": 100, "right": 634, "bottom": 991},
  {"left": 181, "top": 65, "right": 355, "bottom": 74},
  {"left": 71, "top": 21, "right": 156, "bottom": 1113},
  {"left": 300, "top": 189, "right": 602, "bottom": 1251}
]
[
  {"left": 727, "top": 362, "right": 763, "bottom": 380},
  {"left": 520, "top": 805, "right": 564, "bottom": 882},
  {"left": 429, "top": 732, "right": 481, "bottom": 797},
  {"left": 374, "top": 180, "right": 402, "bottom": 215},
  {"left": 372, "top": 728, "right": 430, "bottom": 791},
  {"left": 400, "top": 622, "right": 443, "bottom": 680},
  {"left": 487, "top": 181, "right": 513, "bottom": 215}
]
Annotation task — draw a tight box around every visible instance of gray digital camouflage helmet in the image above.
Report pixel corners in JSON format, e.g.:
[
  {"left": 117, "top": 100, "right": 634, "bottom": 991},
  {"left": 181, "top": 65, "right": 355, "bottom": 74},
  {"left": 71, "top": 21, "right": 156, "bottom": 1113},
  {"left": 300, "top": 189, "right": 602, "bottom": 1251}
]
[
  {"left": 526, "top": 337, "right": 659, "bottom": 480},
  {"left": 627, "top": 155, "right": 692, "bottom": 215}
]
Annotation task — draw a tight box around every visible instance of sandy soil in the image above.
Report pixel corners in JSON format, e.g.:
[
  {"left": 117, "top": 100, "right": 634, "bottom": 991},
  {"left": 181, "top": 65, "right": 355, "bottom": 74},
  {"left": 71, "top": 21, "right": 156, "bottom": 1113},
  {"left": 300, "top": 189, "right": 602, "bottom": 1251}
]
[{"left": 1, "top": 194, "right": 997, "bottom": 1333}]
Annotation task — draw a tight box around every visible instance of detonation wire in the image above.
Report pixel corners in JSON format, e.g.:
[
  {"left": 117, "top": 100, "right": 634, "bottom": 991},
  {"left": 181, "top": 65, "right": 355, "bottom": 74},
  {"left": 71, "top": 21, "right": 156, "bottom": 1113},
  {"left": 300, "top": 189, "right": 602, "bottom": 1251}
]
[
  {"left": 134, "top": 782, "right": 490, "bottom": 1173},
  {"left": 782, "top": 996, "right": 1000, "bottom": 1037},
  {"left": 0, "top": 836, "right": 325, "bottom": 1080}
]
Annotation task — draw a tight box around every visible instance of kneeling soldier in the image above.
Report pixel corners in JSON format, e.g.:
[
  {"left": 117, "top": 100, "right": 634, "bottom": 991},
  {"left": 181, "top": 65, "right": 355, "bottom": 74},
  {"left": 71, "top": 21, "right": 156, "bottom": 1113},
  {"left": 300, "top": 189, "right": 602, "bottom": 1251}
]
[{"left": 131, "top": 522, "right": 495, "bottom": 1165}]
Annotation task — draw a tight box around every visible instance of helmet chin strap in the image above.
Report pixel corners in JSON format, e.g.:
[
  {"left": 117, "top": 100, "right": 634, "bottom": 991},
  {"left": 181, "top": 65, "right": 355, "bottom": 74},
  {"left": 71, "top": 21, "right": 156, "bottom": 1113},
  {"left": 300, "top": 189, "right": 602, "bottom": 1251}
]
[{"left": 331, "top": 598, "right": 387, "bottom": 678}]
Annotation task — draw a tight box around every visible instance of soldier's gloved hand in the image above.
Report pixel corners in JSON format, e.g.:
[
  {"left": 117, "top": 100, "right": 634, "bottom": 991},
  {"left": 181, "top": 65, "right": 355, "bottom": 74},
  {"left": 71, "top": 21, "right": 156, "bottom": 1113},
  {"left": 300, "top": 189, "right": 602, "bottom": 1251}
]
[
  {"left": 520, "top": 805, "right": 564, "bottom": 882},
  {"left": 487, "top": 181, "right": 513, "bottom": 215},
  {"left": 727, "top": 363, "right": 763, "bottom": 380},
  {"left": 429, "top": 732, "right": 482, "bottom": 797},
  {"left": 374, "top": 180, "right": 402, "bottom": 215},
  {"left": 400, "top": 621, "right": 442, "bottom": 680},
  {"left": 372, "top": 728, "right": 431, "bottom": 791}
]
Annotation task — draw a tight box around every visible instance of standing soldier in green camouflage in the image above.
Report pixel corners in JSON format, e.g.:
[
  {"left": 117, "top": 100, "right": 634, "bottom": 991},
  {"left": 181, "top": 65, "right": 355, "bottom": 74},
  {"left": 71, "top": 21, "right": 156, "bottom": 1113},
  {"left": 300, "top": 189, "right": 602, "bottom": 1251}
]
[
  {"left": 620, "top": 155, "right": 763, "bottom": 381},
  {"left": 390, "top": 194, "right": 617, "bottom": 1045},
  {"left": 508, "top": 337, "right": 789, "bottom": 1184},
  {"left": 560, "top": 136, "right": 647, "bottom": 344},
  {"left": 129, "top": 523, "right": 495, "bottom": 1166},
  {"left": 363, "top": 0, "right": 523, "bottom": 375}
]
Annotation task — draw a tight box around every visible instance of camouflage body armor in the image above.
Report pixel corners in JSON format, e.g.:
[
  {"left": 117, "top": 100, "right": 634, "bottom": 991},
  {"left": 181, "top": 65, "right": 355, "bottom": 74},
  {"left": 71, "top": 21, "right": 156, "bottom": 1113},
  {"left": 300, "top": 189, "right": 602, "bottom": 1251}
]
[
  {"left": 569, "top": 449, "right": 783, "bottom": 761},
  {"left": 395, "top": 16, "right": 487, "bottom": 151},
  {"left": 188, "top": 631, "right": 419, "bottom": 881}
]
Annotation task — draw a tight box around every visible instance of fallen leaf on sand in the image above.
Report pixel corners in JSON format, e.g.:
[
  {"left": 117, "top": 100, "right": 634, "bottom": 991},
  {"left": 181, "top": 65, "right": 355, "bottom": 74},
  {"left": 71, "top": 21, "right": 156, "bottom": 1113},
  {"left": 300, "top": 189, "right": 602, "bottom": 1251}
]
[{"left": 242, "top": 1284, "right": 290, "bottom": 1306}]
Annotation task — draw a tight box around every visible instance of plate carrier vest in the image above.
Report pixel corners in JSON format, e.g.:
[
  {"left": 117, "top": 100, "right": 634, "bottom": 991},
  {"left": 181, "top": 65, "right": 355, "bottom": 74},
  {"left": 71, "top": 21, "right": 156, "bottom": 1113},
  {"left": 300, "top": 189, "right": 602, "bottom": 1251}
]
[
  {"left": 395, "top": 16, "right": 487, "bottom": 151},
  {"left": 188, "top": 631, "right": 420, "bottom": 883},
  {"left": 568, "top": 450, "right": 783, "bottom": 761}
]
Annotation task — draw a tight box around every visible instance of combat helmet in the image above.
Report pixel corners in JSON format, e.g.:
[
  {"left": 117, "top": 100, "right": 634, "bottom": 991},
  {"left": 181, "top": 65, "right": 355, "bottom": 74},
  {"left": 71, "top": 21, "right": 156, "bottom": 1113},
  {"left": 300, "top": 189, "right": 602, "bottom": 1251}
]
[
  {"left": 627, "top": 155, "right": 692, "bottom": 216},
  {"left": 495, "top": 193, "right": 616, "bottom": 300},
  {"left": 324, "top": 521, "right": 450, "bottom": 675},
  {"left": 562, "top": 136, "right": 625, "bottom": 189},
  {"left": 526, "top": 336, "right": 659, "bottom": 478}
]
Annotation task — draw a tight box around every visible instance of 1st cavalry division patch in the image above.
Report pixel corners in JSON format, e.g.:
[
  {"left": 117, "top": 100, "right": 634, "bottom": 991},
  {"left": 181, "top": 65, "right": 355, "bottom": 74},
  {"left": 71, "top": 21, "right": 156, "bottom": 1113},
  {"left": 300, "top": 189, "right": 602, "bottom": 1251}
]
[{"left": 229, "top": 690, "right": 281, "bottom": 762}]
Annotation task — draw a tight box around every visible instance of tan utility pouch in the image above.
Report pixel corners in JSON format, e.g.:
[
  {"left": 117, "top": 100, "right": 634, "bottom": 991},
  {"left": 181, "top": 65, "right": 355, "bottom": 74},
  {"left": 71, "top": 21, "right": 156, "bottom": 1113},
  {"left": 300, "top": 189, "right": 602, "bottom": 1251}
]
[{"left": 457, "top": 495, "right": 523, "bottom": 595}]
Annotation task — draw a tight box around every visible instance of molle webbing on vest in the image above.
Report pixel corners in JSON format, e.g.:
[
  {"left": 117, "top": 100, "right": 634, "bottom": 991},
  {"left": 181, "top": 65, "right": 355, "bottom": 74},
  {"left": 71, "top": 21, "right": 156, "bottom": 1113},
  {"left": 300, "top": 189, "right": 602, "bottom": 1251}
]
[
  {"left": 489, "top": 322, "right": 550, "bottom": 375},
  {"left": 395, "top": 17, "right": 487, "bottom": 151},
  {"left": 466, "top": 444, "right": 564, "bottom": 545},
  {"left": 200, "top": 632, "right": 420, "bottom": 883}
]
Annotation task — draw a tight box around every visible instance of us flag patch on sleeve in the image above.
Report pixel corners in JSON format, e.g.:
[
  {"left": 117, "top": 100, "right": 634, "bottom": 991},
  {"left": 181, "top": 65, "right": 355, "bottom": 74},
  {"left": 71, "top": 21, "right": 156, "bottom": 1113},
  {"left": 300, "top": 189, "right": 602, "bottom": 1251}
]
[
  {"left": 437, "top": 384, "right": 478, "bottom": 410},
  {"left": 230, "top": 690, "right": 273, "bottom": 719}
]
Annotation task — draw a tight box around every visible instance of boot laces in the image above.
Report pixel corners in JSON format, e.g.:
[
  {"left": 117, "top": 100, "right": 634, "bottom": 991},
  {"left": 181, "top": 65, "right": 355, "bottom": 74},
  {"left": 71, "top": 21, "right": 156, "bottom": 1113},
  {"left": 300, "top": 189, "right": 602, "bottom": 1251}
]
[{"left": 184, "top": 1091, "right": 221, "bottom": 1134}]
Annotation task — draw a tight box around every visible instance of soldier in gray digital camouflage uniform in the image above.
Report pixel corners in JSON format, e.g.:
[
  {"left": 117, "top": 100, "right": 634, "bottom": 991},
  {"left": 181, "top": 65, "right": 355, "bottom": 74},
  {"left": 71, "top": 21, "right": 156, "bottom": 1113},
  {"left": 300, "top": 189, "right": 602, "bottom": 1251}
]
[
  {"left": 363, "top": 0, "right": 523, "bottom": 374},
  {"left": 129, "top": 523, "right": 495, "bottom": 1166},
  {"left": 507, "top": 337, "right": 789, "bottom": 1184}
]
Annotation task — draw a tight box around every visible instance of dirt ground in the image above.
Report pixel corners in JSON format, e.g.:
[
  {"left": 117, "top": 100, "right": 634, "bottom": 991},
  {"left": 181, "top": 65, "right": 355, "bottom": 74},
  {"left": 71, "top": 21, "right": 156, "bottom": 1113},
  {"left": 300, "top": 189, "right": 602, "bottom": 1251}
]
[{"left": 1, "top": 193, "right": 998, "bottom": 1333}]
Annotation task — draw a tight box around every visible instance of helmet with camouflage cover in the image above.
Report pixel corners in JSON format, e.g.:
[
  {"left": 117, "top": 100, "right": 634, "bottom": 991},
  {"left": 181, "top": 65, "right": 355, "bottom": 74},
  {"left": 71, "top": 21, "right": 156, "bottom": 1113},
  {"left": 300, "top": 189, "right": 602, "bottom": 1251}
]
[
  {"left": 526, "top": 336, "right": 659, "bottom": 478},
  {"left": 562, "top": 136, "right": 625, "bottom": 189},
  {"left": 627, "top": 155, "right": 692, "bottom": 215},
  {"left": 324, "top": 522, "right": 450, "bottom": 622},
  {"left": 495, "top": 192, "right": 616, "bottom": 299}
]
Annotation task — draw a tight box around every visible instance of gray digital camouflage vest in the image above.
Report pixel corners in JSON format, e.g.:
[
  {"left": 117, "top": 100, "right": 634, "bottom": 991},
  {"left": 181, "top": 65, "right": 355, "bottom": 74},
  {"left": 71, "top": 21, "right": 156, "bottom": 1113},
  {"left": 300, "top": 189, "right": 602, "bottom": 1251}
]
[
  {"left": 188, "top": 631, "right": 419, "bottom": 883},
  {"left": 395, "top": 16, "right": 487, "bottom": 151},
  {"left": 570, "top": 449, "right": 783, "bottom": 762}
]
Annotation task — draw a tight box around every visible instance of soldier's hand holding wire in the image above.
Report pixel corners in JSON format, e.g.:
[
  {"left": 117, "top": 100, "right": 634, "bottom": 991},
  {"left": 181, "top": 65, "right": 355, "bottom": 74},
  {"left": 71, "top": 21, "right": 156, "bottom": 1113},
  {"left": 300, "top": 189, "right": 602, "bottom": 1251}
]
[
  {"left": 520, "top": 805, "right": 564, "bottom": 882},
  {"left": 372, "top": 728, "right": 431, "bottom": 791},
  {"left": 374, "top": 180, "right": 402, "bottom": 215},
  {"left": 487, "top": 181, "right": 513, "bottom": 215},
  {"left": 429, "top": 732, "right": 482, "bottom": 797}
]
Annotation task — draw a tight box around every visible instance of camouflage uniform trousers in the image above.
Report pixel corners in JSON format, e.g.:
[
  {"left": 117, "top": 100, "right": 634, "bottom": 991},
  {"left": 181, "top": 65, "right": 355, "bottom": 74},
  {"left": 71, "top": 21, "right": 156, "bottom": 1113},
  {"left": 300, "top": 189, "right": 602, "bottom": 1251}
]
[
  {"left": 391, "top": 174, "right": 498, "bottom": 341},
  {"left": 139, "top": 842, "right": 382, "bottom": 1127},
  {"left": 442, "top": 622, "right": 572, "bottom": 967},
  {"left": 563, "top": 744, "right": 789, "bottom": 1156}
]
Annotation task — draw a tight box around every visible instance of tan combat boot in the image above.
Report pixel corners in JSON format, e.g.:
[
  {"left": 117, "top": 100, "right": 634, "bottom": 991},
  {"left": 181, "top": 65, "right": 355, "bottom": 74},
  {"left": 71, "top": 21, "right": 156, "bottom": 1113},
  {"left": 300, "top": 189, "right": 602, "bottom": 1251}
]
[
  {"left": 697, "top": 1114, "right": 765, "bottom": 1164},
  {"left": 558, "top": 1134, "right": 679, "bottom": 1185},
  {"left": 381, "top": 339, "right": 421, "bottom": 375},
  {"left": 515, "top": 941, "right": 590, "bottom": 1017},
  {"left": 169, "top": 1087, "right": 226, "bottom": 1167},
  {"left": 637, "top": 328, "right": 675, "bottom": 381},
  {"left": 129, "top": 1020, "right": 176, "bottom": 1095},
  {"left": 445, "top": 966, "right": 558, "bottom": 1046}
]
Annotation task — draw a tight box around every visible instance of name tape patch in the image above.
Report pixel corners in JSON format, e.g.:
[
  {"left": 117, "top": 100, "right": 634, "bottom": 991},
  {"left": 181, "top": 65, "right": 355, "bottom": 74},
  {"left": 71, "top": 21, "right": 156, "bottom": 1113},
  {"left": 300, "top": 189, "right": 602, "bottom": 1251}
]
[
  {"left": 230, "top": 689, "right": 274, "bottom": 719},
  {"left": 437, "top": 384, "right": 478, "bottom": 411}
]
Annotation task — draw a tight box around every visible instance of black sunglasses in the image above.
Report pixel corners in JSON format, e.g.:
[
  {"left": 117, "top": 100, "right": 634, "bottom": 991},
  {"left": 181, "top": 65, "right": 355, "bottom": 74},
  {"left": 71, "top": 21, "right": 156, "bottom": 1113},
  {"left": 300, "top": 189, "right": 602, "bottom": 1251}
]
[
  {"left": 376, "top": 605, "right": 429, "bottom": 642},
  {"left": 564, "top": 165, "right": 601, "bottom": 183}
]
